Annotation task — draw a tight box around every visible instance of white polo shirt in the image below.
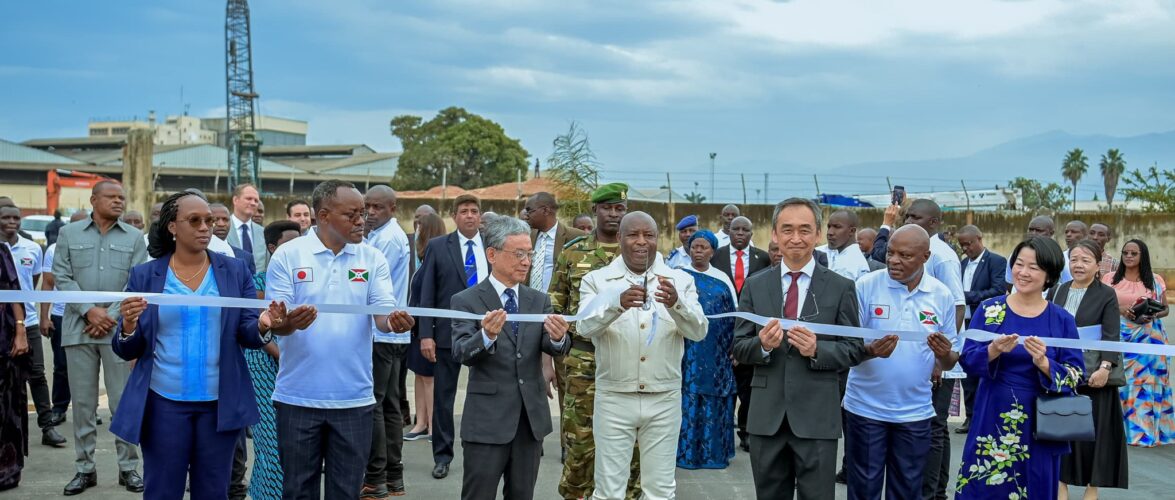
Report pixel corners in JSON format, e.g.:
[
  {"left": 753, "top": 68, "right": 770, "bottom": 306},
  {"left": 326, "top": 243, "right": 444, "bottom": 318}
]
[
  {"left": 5, "top": 237, "right": 43, "bottom": 327},
  {"left": 44, "top": 243, "right": 64, "bottom": 317},
  {"left": 266, "top": 229, "right": 396, "bottom": 409},
  {"left": 816, "top": 243, "right": 871, "bottom": 282},
  {"left": 365, "top": 218, "right": 411, "bottom": 344},
  {"left": 928, "top": 236, "right": 965, "bottom": 307},
  {"left": 844, "top": 269, "right": 958, "bottom": 423}
]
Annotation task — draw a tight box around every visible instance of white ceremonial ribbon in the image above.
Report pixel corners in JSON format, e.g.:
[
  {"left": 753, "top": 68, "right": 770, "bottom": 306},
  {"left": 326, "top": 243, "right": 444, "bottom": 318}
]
[{"left": 2, "top": 290, "right": 1169, "bottom": 356}]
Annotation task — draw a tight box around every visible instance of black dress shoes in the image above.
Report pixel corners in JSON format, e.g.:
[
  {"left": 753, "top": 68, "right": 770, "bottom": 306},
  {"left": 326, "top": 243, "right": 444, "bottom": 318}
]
[
  {"left": 63, "top": 472, "right": 97, "bottom": 496},
  {"left": 49, "top": 411, "right": 67, "bottom": 427},
  {"left": 387, "top": 478, "right": 406, "bottom": 496},
  {"left": 42, "top": 427, "right": 67, "bottom": 447},
  {"left": 955, "top": 418, "right": 971, "bottom": 434},
  {"left": 119, "top": 470, "right": 145, "bottom": 492},
  {"left": 835, "top": 468, "right": 847, "bottom": 484},
  {"left": 431, "top": 462, "right": 449, "bottom": 479},
  {"left": 738, "top": 438, "right": 750, "bottom": 452}
]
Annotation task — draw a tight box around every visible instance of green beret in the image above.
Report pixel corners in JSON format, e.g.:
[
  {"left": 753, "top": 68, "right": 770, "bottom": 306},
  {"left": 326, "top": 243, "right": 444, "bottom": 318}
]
[{"left": 590, "top": 182, "right": 628, "bottom": 204}]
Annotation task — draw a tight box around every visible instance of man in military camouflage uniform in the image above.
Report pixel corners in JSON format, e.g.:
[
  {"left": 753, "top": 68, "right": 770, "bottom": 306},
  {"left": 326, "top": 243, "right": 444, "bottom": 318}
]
[{"left": 550, "top": 183, "right": 641, "bottom": 500}]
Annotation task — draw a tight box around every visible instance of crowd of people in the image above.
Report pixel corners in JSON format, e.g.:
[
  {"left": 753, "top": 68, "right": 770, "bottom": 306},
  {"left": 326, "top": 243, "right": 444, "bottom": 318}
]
[{"left": 0, "top": 178, "right": 1169, "bottom": 500}]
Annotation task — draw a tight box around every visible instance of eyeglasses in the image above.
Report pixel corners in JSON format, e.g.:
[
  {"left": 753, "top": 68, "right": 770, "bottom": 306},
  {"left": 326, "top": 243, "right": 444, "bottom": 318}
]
[
  {"left": 498, "top": 249, "right": 536, "bottom": 261},
  {"left": 180, "top": 216, "right": 216, "bottom": 228}
]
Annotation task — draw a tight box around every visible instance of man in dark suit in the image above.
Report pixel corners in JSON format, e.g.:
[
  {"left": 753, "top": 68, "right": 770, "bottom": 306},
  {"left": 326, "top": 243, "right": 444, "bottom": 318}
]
[
  {"left": 417, "top": 194, "right": 488, "bottom": 480},
  {"left": 451, "top": 216, "right": 571, "bottom": 500},
  {"left": 711, "top": 215, "right": 771, "bottom": 452},
  {"left": 520, "top": 191, "right": 584, "bottom": 426},
  {"left": 953, "top": 225, "right": 1007, "bottom": 434},
  {"left": 732, "top": 198, "right": 868, "bottom": 500}
]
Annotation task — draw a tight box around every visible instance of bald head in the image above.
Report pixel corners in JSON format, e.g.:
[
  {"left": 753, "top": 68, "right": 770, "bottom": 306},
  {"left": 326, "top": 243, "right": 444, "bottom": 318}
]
[
  {"left": 720, "top": 204, "right": 741, "bottom": 232},
  {"left": 366, "top": 184, "right": 397, "bottom": 200},
  {"left": 903, "top": 199, "right": 942, "bottom": 233},
  {"left": 956, "top": 225, "right": 985, "bottom": 260},
  {"left": 887, "top": 225, "right": 931, "bottom": 286},
  {"left": 1063, "top": 220, "right": 1088, "bottom": 248},
  {"left": 857, "top": 227, "right": 877, "bottom": 254},
  {"left": 1028, "top": 215, "right": 1055, "bottom": 237},
  {"left": 70, "top": 210, "right": 89, "bottom": 222},
  {"left": 730, "top": 216, "right": 753, "bottom": 250},
  {"left": 619, "top": 211, "right": 659, "bottom": 273},
  {"left": 892, "top": 224, "right": 930, "bottom": 249}
]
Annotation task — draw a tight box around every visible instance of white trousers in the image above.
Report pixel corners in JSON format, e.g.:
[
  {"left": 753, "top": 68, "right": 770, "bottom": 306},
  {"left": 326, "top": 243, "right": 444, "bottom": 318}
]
[{"left": 591, "top": 389, "right": 681, "bottom": 500}]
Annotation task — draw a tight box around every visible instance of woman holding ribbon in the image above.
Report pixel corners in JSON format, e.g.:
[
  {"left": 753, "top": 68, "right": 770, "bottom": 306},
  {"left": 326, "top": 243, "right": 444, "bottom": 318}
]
[
  {"left": 110, "top": 191, "right": 310, "bottom": 499},
  {"left": 955, "top": 236, "right": 1084, "bottom": 500},
  {"left": 676, "top": 229, "right": 737, "bottom": 469},
  {"left": 1103, "top": 238, "right": 1173, "bottom": 447},
  {"left": 1052, "top": 240, "right": 1128, "bottom": 498}
]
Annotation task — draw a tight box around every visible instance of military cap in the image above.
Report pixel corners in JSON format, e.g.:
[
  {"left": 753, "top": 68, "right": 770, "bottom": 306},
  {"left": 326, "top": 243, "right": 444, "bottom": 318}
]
[{"left": 590, "top": 183, "right": 628, "bottom": 204}]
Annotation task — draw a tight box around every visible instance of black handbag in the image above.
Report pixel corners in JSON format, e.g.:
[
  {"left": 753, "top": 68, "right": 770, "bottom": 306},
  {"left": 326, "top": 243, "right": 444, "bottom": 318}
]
[{"left": 1035, "top": 394, "right": 1095, "bottom": 441}]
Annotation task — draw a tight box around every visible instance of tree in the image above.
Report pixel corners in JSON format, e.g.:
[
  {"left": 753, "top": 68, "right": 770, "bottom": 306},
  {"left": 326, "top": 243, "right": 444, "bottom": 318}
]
[
  {"left": 1060, "top": 148, "right": 1088, "bottom": 211},
  {"left": 684, "top": 181, "right": 706, "bottom": 203},
  {"left": 389, "top": 107, "right": 529, "bottom": 191},
  {"left": 1007, "top": 177, "right": 1072, "bottom": 211},
  {"left": 1120, "top": 163, "right": 1175, "bottom": 212},
  {"left": 1099, "top": 148, "right": 1126, "bottom": 209},
  {"left": 546, "top": 121, "right": 601, "bottom": 211}
]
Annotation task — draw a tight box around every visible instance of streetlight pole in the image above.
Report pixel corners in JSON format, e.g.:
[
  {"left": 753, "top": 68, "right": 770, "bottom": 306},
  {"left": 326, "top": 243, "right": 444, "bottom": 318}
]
[{"left": 709, "top": 152, "right": 717, "bottom": 201}]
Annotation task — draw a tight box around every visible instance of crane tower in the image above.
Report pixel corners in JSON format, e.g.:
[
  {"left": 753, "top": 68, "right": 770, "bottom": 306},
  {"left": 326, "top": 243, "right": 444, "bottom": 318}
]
[{"left": 225, "top": 0, "right": 261, "bottom": 191}]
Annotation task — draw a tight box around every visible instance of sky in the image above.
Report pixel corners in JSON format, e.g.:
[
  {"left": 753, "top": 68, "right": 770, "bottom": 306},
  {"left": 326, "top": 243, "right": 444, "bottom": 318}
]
[{"left": 2, "top": 0, "right": 1173, "bottom": 201}]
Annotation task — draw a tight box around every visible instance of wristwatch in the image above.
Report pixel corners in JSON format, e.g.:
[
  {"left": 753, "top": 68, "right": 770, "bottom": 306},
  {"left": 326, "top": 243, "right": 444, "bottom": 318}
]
[{"left": 1100, "top": 361, "right": 1113, "bottom": 371}]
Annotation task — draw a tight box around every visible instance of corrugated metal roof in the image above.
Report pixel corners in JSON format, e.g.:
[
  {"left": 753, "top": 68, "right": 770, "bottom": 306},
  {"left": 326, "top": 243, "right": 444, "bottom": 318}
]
[
  {"left": 150, "top": 144, "right": 298, "bottom": 173},
  {"left": 260, "top": 144, "right": 373, "bottom": 156},
  {"left": 0, "top": 139, "right": 85, "bottom": 165},
  {"left": 22, "top": 136, "right": 127, "bottom": 148},
  {"left": 321, "top": 154, "right": 399, "bottom": 177}
]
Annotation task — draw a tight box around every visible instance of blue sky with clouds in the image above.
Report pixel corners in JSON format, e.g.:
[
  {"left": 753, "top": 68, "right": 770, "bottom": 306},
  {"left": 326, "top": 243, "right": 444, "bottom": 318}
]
[{"left": 2, "top": 0, "right": 1173, "bottom": 200}]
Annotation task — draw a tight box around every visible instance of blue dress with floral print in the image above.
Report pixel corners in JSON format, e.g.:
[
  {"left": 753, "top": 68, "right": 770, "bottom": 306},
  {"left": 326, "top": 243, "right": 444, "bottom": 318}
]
[{"left": 955, "top": 298, "right": 1085, "bottom": 500}]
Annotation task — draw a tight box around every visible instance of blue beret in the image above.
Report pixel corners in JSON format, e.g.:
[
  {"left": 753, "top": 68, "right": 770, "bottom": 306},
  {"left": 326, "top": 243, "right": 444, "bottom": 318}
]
[
  {"left": 675, "top": 214, "right": 699, "bottom": 231},
  {"left": 688, "top": 229, "right": 718, "bottom": 252}
]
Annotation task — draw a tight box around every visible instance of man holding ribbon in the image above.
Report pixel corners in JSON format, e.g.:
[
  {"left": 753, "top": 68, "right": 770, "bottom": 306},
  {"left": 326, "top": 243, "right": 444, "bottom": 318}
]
[
  {"left": 577, "top": 211, "right": 708, "bottom": 500},
  {"left": 264, "top": 180, "right": 414, "bottom": 500},
  {"left": 843, "top": 225, "right": 958, "bottom": 500},
  {"left": 732, "top": 197, "right": 867, "bottom": 500},
  {"left": 450, "top": 215, "right": 570, "bottom": 500}
]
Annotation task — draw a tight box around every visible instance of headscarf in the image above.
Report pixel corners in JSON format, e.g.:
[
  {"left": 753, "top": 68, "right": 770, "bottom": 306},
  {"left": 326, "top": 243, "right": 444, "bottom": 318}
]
[{"left": 688, "top": 229, "right": 718, "bottom": 253}]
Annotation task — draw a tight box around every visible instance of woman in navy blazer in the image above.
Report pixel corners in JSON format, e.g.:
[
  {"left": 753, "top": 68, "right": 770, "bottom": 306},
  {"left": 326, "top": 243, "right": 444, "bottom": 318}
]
[{"left": 111, "top": 191, "right": 291, "bottom": 500}]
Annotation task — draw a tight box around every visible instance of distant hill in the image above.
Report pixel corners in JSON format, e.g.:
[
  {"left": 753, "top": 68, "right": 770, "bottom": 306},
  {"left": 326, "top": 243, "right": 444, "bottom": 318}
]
[{"left": 824, "top": 130, "right": 1175, "bottom": 198}]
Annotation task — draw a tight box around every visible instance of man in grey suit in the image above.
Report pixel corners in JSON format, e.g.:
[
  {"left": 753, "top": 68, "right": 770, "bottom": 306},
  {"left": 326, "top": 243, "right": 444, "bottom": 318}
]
[
  {"left": 451, "top": 216, "right": 571, "bottom": 500},
  {"left": 732, "top": 197, "right": 869, "bottom": 500},
  {"left": 225, "top": 182, "right": 267, "bottom": 272}
]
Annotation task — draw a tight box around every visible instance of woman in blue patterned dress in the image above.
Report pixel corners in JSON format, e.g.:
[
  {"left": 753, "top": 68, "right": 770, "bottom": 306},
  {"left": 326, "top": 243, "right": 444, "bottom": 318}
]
[
  {"left": 955, "top": 236, "right": 1085, "bottom": 499},
  {"left": 245, "top": 220, "right": 303, "bottom": 500},
  {"left": 676, "top": 230, "right": 737, "bottom": 469}
]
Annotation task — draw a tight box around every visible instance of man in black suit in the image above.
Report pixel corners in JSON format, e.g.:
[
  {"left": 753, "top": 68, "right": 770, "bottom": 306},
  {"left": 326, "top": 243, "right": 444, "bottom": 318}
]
[
  {"left": 711, "top": 215, "right": 771, "bottom": 452},
  {"left": 732, "top": 197, "right": 868, "bottom": 500},
  {"left": 953, "top": 225, "right": 1007, "bottom": 434},
  {"left": 417, "top": 194, "right": 488, "bottom": 480},
  {"left": 451, "top": 216, "right": 571, "bottom": 500}
]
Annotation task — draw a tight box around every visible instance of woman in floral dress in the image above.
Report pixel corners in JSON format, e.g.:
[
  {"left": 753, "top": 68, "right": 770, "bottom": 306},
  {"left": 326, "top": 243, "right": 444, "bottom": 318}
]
[
  {"left": 955, "top": 236, "right": 1084, "bottom": 499},
  {"left": 1103, "top": 238, "right": 1173, "bottom": 447}
]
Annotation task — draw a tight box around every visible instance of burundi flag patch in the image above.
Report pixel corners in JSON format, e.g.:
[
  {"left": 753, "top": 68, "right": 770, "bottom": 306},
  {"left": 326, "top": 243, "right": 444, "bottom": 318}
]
[
  {"left": 919, "top": 310, "right": 939, "bottom": 326},
  {"left": 20, "top": 257, "right": 34, "bottom": 267},
  {"left": 348, "top": 268, "right": 369, "bottom": 283},
  {"left": 871, "top": 304, "right": 890, "bottom": 319}
]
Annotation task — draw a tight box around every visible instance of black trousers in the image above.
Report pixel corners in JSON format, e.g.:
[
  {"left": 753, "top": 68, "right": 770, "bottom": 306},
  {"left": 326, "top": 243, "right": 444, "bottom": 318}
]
[
  {"left": 229, "top": 432, "right": 248, "bottom": 499},
  {"left": 750, "top": 418, "right": 837, "bottom": 500},
  {"left": 49, "top": 315, "right": 71, "bottom": 414},
  {"left": 461, "top": 410, "right": 541, "bottom": 500},
  {"left": 276, "top": 402, "right": 374, "bottom": 500},
  {"left": 734, "top": 364, "right": 753, "bottom": 441},
  {"left": 398, "top": 355, "right": 411, "bottom": 425},
  {"left": 920, "top": 381, "right": 953, "bottom": 500},
  {"left": 366, "top": 343, "right": 408, "bottom": 485},
  {"left": 25, "top": 328, "right": 54, "bottom": 429},
  {"left": 432, "top": 347, "right": 462, "bottom": 465}
]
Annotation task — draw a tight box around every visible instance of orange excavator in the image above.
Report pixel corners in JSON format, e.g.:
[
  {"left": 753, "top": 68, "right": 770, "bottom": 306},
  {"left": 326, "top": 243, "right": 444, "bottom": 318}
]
[{"left": 47, "top": 169, "right": 116, "bottom": 215}]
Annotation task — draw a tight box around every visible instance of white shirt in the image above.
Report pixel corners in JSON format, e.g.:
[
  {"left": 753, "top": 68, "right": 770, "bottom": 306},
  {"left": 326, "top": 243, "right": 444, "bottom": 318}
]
[
  {"left": 815, "top": 243, "right": 871, "bottom": 282},
  {"left": 44, "top": 243, "right": 64, "bottom": 317},
  {"left": 845, "top": 269, "right": 958, "bottom": 423},
  {"left": 457, "top": 231, "right": 489, "bottom": 285},
  {"left": 265, "top": 228, "right": 396, "bottom": 409},
  {"left": 928, "top": 236, "right": 965, "bottom": 307},
  {"left": 962, "top": 249, "right": 987, "bottom": 319},
  {"left": 534, "top": 224, "right": 559, "bottom": 292},
  {"left": 729, "top": 245, "right": 752, "bottom": 284},
  {"left": 366, "top": 218, "right": 411, "bottom": 343},
  {"left": 479, "top": 274, "right": 568, "bottom": 349},
  {"left": 5, "top": 237, "right": 43, "bottom": 327},
  {"left": 762, "top": 258, "right": 817, "bottom": 357},
  {"left": 666, "top": 246, "right": 691, "bottom": 269}
]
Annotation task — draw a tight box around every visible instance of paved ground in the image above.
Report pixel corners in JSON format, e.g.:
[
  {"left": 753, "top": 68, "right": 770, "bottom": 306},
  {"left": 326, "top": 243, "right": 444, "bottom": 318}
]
[{"left": 16, "top": 341, "right": 1175, "bottom": 499}]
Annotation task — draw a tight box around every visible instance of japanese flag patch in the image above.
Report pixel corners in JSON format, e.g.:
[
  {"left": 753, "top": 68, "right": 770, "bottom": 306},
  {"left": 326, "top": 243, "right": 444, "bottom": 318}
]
[
  {"left": 348, "top": 268, "right": 369, "bottom": 283},
  {"left": 293, "top": 267, "right": 314, "bottom": 283},
  {"left": 871, "top": 304, "right": 890, "bottom": 319}
]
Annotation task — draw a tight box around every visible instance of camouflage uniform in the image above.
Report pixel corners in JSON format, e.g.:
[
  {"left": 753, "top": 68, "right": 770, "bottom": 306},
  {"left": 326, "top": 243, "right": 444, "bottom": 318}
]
[{"left": 551, "top": 234, "right": 641, "bottom": 500}]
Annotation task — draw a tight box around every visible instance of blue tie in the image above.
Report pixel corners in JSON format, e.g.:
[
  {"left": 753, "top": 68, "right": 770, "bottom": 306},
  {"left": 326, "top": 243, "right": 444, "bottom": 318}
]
[
  {"left": 464, "top": 240, "right": 478, "bottom": 287},
  {"left": 503, "top": 288, "right": 519, "bottom": 341},
  {"left": 239, "top": 224, "right": 253, "bottom": 254}
]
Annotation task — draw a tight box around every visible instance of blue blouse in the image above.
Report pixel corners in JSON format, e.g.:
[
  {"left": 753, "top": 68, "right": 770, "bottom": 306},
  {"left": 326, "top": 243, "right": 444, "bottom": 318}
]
[{"left": 149, "top": 269, "right": 223, "bottom": 401}]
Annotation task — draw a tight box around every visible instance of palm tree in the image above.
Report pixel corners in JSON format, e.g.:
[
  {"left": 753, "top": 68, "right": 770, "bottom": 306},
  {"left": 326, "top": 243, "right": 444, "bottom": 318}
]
[
  {"left": 1099, "top": 148, "right": 1126, "bottom": 209},
  {"left": 1061, "top": 148, "right": 1089, "bottom": 211}
]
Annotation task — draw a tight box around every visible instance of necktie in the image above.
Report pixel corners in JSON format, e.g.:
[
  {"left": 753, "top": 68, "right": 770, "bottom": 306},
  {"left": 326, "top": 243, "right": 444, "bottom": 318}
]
[
  {"left": 529, "top": 233, "right": 547, "bottom": 291},
  {"left": 464, "top": 240, "right": 478, "bottom": 287},
  {"left": 503, "top": 288, "right": 519, "bottom": 342},
  {"left": 734, "top": 249, "right": 746, "bottom": 293},
  {"left": 784, "top": 271, "right": 802, "bottom": 320},
  {"left": 239, "top": 224, "right": 253, "bottom": 254}
]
